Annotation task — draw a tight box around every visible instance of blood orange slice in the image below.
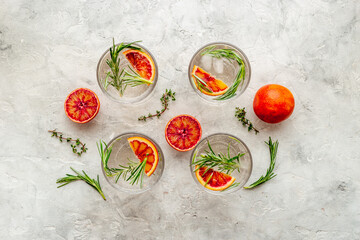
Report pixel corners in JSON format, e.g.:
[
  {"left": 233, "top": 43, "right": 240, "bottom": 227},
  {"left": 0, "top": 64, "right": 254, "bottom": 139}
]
[
  {"left": 165, "top": 115, "right": 202, "bottom": 152},
  {"left": 128, "top": 137, "right": 159, "bottom": 177},
  {"left": 64, "top": 88, "right": 100, "bottom": 124},
  {"left": 192, "top": 65, "right": 228, "bottom": 96},
  {"left": 123, "top": 49, "right": 155, "bottom": 82},
  {"left": 195, "top": 166, "right": 235, "bottom": 191}
]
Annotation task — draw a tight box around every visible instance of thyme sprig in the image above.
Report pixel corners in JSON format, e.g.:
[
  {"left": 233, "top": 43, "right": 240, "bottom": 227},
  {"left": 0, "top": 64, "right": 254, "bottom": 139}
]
[
  {"left": 244, "top": 137, "right": 279, "bottom": 189},
  {"left": 56, "top": 167, "right": 106, "bottom": 200},
  {"left": 97, "top": 140, "right": 148, "bottom": 188},
  {"left": 48, "top": 129, "right": 87, "bottom": 156},
  {"left": 192, "top": 140, "right": 245, "bottom": 175},
  {"left": 201, "top": 46, "right": 245, "bottom": 100},
  {"left": 138, "top": 89, "right": 176, "bottom": 121},
  {"left": 235, "top": 107, "right": 259, "bottom": 134},
  {"left": 104, "top": 39, "right": 151, "bottom": 96}
]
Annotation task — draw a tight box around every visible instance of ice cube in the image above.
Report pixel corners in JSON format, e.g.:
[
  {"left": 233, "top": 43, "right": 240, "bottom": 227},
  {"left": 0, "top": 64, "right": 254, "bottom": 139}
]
[
  {"left": 213, "top": 58, "right": 224, "bottom": 74},
  {"left": 200, "top": 55, "right": 212, "bottom": 70}
]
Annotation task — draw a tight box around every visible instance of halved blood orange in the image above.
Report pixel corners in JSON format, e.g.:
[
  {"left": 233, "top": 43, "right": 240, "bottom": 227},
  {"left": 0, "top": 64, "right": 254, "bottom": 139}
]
[
  {"left": 123, "top": 49, "right": 155, "bottom": 82},
  {"left": 192, "top": 65, "right": 228, "bottom": 96},
  {"left": 195, "top": 166, "right": 235, "bottom": 191},
  {"left": 165, "top": 115, "right": 202, "bottom": 152},
  {"left": 128, "top": 137, "right": 159, "bottom": 177},
  {"left": 64, "top": 88, "right": 100, "bottom": 124}
]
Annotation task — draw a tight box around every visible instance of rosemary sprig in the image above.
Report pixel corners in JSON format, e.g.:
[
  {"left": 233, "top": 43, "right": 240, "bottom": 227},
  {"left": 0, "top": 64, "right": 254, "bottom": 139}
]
[
  {"left": 192, "top": 73, "right": 213, "bottom": 94},
  {"left": 104, "top": 39, "right": 151, "bottom": 96},
  {"left": 244, "top": 137, "right": 279, "bottom": 189},
  {"left": 121, "top": 66, "right": 153, "bottom": 87},
  {"left": 191, "top": 140, "right": 245, "bottom": 175},
  {"left": 201, "top": 46, "right": 245, "bottom": 100},
  {"left": 235, "top": 107, "right": 259, "bottom": 134},
  {"left": 97, "top": 140, "right": 113, "bottom": 176},
  {"left": 48, "top": 129, "right": 88, "bottom": 156},
  {"left": 56, "top": 167, "right": 106, "bottom": 201},
  {"left": 138, "top": 89, "right": 176, "bottom": 121},
  {"left": 97, "top": 140, "right": 148, "bottom": 188},
  {"left": 114, "top": 158, "right": 148, "bottom": 187}
]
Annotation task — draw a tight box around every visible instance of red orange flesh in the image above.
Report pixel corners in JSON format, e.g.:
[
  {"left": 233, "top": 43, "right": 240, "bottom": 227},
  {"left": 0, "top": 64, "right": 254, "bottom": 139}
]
[
  {"left": 192, "top": 65, "right": 228, "bottom": 96},
  {"left": 123, "top": 49, "right": 155, "bottom": 82},
  {"left": 64, "top": 88, "right": 100, "bottom": 124},
  {"left": 128, "top": 137, "right": 159, "bottom": 177},
  {"left": 165, "top": 114, "right": 202, "bottom": 152},
  {"left": 195, "top": 166, "right": 235, "bottom": 191}
]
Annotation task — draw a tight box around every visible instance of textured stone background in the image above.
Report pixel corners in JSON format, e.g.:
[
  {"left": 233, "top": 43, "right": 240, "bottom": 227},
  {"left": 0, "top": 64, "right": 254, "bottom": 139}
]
[{"left": 0, "top": 0, "right": 359, "bottom": 239}]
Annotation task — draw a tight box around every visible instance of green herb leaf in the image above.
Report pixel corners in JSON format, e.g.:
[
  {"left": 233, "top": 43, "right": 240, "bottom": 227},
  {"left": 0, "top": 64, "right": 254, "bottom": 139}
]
[
  {"left": 191, "top": 140, "right": 245, "bottom": 175},
  {"left": 104, "top": 39, "right": 147, "bottom": 96},
  {"left": 138, "top": 89, "right": 176, "bottom": 121},
  {"left": 244, "top": 137, "right": 279, "bottom": 189},
  {"left": 97, "top": 140, "right": 148, "bottom": 188},
  {"left": 200, "top": 46, "right": 246, "bottom": 101},
  {"left": 235, "top": 107, "right": 259, "bottom": 134},
  {"left": 48, "top": 129, "right": 87, "bottom": 156},
  {"left": 56, "top": 167, "right": 106, "bottom": 200}
]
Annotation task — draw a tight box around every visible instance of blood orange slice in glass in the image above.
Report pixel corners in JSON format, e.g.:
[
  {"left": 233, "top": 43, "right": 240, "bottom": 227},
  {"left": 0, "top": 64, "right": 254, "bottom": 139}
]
[
  {"left": 64, "top": 88, "right": 100, "bottom": 124},
  {"left": 195, "top": 166, "right": 235, "bottom": 191},
  {"left": 165, "top": 114, "right": 202, "bottom": 152},
  {"left": 128, "top": 137, "right": 159, "bottom": 177},
  {"left": 123, "top": 49, "right": 155, "bottom": 82},
  {"left": 192, "top": 65, "right": 228, "bottom": 96}
]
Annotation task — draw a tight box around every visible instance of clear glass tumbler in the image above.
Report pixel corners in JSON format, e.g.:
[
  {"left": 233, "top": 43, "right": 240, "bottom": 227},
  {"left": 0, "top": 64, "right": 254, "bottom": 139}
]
[
  {"left": 101, "top": 132, "right": 164, "bottom": 194},
  {"left": 190, "top": 133, "right": 252, "bottom": 195},
  {"left": 188, "top": 42, "right": 251, "bottom": 103},
  {"left": 97, "top": 42, "right": 158, "bottom": 104}
]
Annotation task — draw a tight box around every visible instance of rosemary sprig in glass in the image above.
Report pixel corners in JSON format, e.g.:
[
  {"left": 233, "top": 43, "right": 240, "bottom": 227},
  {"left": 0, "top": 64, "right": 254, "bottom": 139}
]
[
  {"left": 56, "top": 167, "right": 106, "bottom": 200},
  {"left": 48, "top": 129, "right": 88, "bottom": 156},
  {"left": 192, "top": 74, "right": 213, "bottom": 94},
  {"left": 97, "top": 140, "right": 148, "bottom": 188},
  {"left": 201, "top": 46, "right": 245, "bottom": 100},
  {"left": 244, "top": 137, "right": 279, "bottom": 189},
  {"left": 192, "top": 140, "right": 245, "bottom": 175},
  {"left": 121, "top": 66, "right": 153, "bottom": 87},
  {"left": 235, "top": 107, "right": 259, "bottom": 134},
  {"left": 138, "top": 89, "right": 176, "bottom": 121},
  {"left": 104, "top": 39, "right": 152, "bottom": 96}
]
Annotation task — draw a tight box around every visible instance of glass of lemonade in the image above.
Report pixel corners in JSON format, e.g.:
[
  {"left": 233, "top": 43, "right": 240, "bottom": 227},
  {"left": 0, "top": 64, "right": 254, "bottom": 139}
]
[
  {"left": 188, "top": 42, "right": 251, "bottom": 103},
  {"left": 101, "top": 132, "right": 164, "bottom": 194},
  {"left": 190, "top": 133, "right": 252, "bottom": 195},
  {"left": 97, "top": 42, "right": 158, "bottom": 104}
]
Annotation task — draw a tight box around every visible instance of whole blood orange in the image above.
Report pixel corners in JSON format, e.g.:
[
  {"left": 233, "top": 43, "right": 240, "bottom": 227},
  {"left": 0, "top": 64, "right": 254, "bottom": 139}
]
[
  {"left": 253, "top": 84, "right": 295, "bottom": 124},
  {"left": 165, "top": 114, "right": 202, "bottom": 152},
  {"left": 128, "top": 137, "right": 159, "bottom": 177},
  {"left": 192, "top": 65, "right": 228, "bottom": 96},
  {"left": 195, "top": 166, "right": 235, "bottom": 191},
  {"left": 123, "top": 49, "right": 155, "bottom": 82},
  {"left": 64, "top": 88, "right": 100, "bottom": 124}
]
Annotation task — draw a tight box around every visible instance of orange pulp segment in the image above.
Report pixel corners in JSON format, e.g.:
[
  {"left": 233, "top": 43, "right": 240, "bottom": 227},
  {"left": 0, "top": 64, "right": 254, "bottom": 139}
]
[
  {"left": 64, "top": 88, "right": 100, "bottom": 124},
  {"left": 165, "top": 114, "right": 202, "bottom": 152},
  {"left": 123, "top": 49, "right": 155, "bottom": 82},
  {"left": 192, "top": 65, "right": 228, "bottom": 96},
  {"left": 195, "top": 166, "right": 235, "bottom": 191},
  {"left": 128, "top": 136, "right": 159, "bottom": 176}
]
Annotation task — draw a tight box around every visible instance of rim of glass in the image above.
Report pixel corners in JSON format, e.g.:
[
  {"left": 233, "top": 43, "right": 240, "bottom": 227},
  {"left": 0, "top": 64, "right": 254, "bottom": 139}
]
[
  {"left": 96, "top": 42, "right": 158, "bottom": 104},
  {"left": 101, "top": 132, "right": 164, "bottom": 194},
  {"left": 189, "top": 133, "right": 253, "bottom": 195},
  {"left": 188, "top": 42, "right": 251, "bottom": 104}
]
